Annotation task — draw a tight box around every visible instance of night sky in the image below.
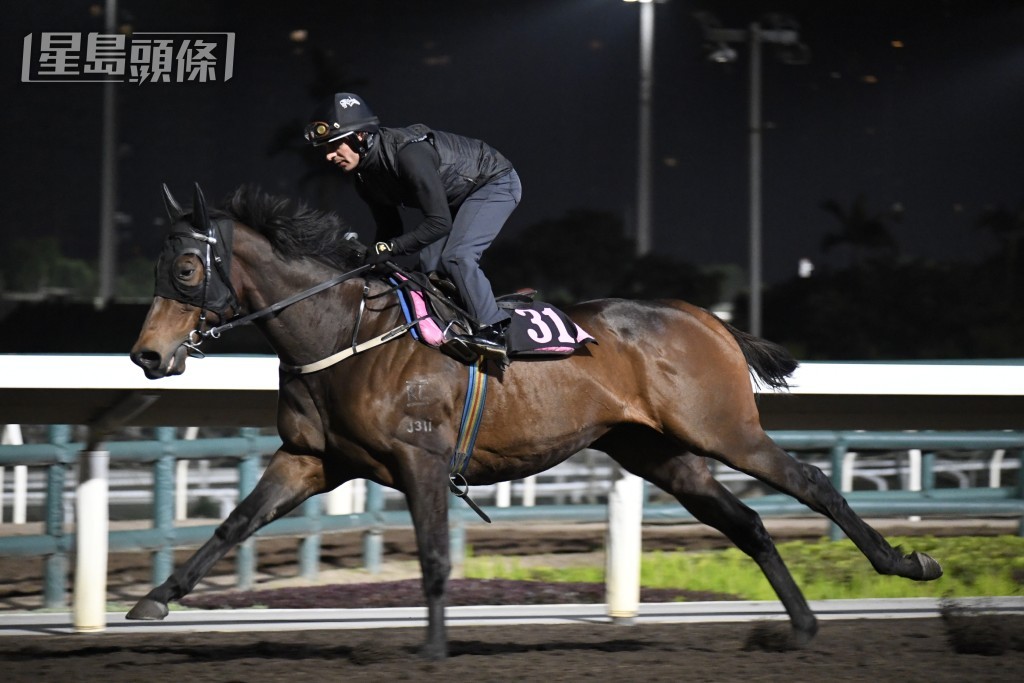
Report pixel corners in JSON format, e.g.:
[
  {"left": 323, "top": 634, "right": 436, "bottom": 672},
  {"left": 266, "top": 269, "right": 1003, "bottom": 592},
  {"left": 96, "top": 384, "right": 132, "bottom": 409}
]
[{"left": 3, "top": 0, "right": 1022, "bottom": 287}]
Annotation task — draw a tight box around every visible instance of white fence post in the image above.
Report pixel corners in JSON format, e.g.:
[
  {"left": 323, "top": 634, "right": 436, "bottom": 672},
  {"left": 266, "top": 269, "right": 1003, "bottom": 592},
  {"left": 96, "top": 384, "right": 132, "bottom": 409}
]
[
  {"left": 841, "top": 451, "right": 857, "bottom": 492},
  {"left": 352, "top": 479, "right": 366, "bottom": 513},
  {"left": 174, "top": 426, "right": 200, "bottom": 521},
  {"left": 989, "top": 449, "right": 1005, "bottom": 488},
  {"left": 73, "top": 448, "right": 109, "bottom": 632},
  {"left": 326, "top": 480, "right": 355, "bottom": 515},
  {"left": 0, "top": 426, "right": 5, "bottom": 524},
  {"left": 521, "top": 475, "right": 537, "bottom": 507},
  {"left": 2, "top": 425, "right": 27, "bottom": 525},
  {"left": 326, "top": 479, "right": 367, "bottom": 515},
  {"left": 13, "top": 464, "right": 27, "bottom": 524},
  {"left": 907, "top": 449, "right": 922, "bottom": 522},
  {"left": 496, "top": 481, "right": 511, "bottom": 508},
  {"left": 605, "top": 462, "right": 644, "bottom": 624}
]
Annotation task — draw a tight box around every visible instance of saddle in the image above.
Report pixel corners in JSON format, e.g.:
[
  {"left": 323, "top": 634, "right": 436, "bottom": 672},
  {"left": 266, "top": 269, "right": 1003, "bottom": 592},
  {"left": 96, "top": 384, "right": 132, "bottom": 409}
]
[{"left": 389, "top": 271, "right": 595, "bottom": 365}]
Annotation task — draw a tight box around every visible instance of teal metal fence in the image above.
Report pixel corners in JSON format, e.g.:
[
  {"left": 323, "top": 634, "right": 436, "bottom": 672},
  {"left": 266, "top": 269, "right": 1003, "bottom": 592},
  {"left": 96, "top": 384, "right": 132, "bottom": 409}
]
[{"left": 1, "top": 428, "right": 1022, "bottom": 608}]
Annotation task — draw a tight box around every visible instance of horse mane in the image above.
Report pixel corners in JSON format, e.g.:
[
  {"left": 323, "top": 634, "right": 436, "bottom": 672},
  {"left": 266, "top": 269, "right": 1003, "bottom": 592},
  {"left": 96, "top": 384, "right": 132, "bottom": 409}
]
[{"left": 219, "top": 185, "right": 366, "bottom": 270}]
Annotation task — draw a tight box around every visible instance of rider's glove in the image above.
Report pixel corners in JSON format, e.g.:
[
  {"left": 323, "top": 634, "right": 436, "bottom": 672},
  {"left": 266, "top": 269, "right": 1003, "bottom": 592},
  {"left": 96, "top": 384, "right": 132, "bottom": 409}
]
[{"left": 365, "top": 241, "right": 394, "bottom": 266}]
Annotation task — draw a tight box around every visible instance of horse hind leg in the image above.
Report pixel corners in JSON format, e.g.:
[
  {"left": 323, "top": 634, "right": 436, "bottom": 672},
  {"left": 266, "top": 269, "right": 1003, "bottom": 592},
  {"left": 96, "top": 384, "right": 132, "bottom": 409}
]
[
  {"left": 126, "top": 450, "right": 327, "bottom": 620},
  {"left": 595, "top": 428, "right": 818, "bottom": 647},
  {"left": 712, "top": 430, "right": 942, "bottom": 582}
]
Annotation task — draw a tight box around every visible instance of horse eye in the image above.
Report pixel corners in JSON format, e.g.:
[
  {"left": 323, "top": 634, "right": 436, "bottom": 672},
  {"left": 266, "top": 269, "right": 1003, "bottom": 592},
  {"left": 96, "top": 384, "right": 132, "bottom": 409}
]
[{"left": 175, "top": 258, "right": 198, "bottom": 280}]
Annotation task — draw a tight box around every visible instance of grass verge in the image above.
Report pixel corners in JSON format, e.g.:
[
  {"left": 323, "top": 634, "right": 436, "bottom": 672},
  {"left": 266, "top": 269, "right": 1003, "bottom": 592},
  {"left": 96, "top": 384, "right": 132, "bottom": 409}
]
[{"left": 465, "top": 535, "right": 1024, "bottom": 601}]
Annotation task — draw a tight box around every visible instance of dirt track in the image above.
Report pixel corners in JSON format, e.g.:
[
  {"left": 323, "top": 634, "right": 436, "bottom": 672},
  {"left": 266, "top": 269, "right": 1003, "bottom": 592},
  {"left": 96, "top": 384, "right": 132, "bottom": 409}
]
[
  {"left": 3, "top": 519, "right": 819, "bottom": 610},
  {"left": 3, "top": 614, "right": 1024, "bottom": 682},
  {"left": 2, "top": 519, "right": 1023, "bottom": 681}
]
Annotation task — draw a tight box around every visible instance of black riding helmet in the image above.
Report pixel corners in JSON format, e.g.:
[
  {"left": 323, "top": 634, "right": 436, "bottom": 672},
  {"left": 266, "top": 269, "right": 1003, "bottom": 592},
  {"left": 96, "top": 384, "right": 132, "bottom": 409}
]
[{"left": 304, "top": 92, "right": 380, "bottom": 152}]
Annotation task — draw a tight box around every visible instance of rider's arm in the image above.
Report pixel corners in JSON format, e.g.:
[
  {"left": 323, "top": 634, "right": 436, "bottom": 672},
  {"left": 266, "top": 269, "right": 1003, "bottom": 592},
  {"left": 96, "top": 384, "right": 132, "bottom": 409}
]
[
  {"left": 389, "top": 141, "right": 452, "bottom": 254},
  {"left": 354, "top": 180, "right": 404, "bottom": 244},
  {"left": 367, "top": 202, "right": 404, "bottom": 244}
]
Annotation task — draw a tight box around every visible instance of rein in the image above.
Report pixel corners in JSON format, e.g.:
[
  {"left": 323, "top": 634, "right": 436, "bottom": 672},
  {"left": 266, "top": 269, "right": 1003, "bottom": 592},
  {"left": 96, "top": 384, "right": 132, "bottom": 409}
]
[
  {"left": 201, "top": 264, "right": 374, "bottom": 340},
  {"left": 192, "top": 258, "right": 428, "bottom": 374}
]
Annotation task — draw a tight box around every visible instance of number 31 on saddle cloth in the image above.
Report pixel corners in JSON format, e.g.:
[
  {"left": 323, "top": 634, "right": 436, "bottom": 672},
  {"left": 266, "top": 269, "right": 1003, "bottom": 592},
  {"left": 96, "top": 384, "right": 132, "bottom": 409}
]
[{"left": 390, "top": 273, "right": 596, "bottom": 363}]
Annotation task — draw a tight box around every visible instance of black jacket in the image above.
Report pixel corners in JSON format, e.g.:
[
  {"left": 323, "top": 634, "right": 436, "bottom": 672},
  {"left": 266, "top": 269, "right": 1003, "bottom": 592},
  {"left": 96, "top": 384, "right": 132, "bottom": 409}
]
[{"left": 354, "top": 124, "right": 513, "bottom": 253}]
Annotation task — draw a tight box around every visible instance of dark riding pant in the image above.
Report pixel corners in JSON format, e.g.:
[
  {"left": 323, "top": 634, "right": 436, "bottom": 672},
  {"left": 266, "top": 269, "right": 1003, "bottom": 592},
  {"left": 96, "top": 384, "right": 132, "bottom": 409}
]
[{"left": 419, "top": 170, "right": 521, "bottom": 328}]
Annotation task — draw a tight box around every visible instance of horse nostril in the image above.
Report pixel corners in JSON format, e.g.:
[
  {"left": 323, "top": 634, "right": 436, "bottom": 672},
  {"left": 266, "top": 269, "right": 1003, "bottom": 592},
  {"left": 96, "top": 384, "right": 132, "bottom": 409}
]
[{"left": 131, "top": 350, "right": 161, "bottom": 370}]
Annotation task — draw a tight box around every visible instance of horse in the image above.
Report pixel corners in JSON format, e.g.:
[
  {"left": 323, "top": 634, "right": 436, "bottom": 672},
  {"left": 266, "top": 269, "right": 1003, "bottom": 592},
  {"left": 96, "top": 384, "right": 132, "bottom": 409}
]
[{"left": 127, "top": 183, "right": 942, "bottom": 658}]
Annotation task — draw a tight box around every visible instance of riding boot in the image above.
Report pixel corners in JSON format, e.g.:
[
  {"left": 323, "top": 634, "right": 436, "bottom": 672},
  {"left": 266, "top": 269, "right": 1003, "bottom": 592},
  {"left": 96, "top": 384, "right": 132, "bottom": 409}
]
[{"left": 455, "top": 320, "right": 508, "bottom": 362}]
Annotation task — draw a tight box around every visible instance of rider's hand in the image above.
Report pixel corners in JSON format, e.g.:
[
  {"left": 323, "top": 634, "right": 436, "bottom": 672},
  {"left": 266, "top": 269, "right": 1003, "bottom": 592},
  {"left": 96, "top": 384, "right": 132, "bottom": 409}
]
[{"left": 364, "top": 241, "right": 394, "bottom": 266}]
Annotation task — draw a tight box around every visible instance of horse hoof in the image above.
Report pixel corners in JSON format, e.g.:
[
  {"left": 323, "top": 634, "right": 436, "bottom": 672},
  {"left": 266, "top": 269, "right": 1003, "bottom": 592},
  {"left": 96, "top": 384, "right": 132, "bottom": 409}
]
[
  {"left": 744, "top": 622, "right": 814, "bottom": 652},
  {"left": 126, "top": 598, "right": 169, "bottom": 621},
  {"left": 417, "top": 643, "right": 448, "bottom": 660},
  {"left": 909, "top": 551, "right": 943, "bottom": 581}
]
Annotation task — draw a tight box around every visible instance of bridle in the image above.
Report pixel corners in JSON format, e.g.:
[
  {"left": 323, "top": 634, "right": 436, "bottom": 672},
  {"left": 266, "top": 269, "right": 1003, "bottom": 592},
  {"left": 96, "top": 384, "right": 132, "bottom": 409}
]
[
  {"left": 166, "top": 218, "right": 376, "bottom": 359},
  {"left": 182, "top": 218, "right": 238, "bottom": 356},
  {"left": 194, "top": 256, "right": 376, "bottom": 351},
  {"left": 156, "top": 184, "right": 421, "bottom": 372},
  {"left": 185, "top": 245, "right": 420, "bottom": 374},
  {"left": 152, "top": 213, "right": 240, "bottom": 358}
]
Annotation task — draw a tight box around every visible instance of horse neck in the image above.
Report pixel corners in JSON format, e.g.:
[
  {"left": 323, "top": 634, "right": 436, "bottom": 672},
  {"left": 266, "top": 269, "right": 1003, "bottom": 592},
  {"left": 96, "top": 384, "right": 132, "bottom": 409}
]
[{"left": 229, "top": 223, "right": 391, "bottom": 364}]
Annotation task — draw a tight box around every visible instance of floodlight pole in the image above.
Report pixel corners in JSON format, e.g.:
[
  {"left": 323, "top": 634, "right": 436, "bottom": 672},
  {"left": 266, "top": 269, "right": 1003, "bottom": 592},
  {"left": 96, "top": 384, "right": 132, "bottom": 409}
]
[
  {"left": 634, "top": 0, "right": 655, "bottom": 257},
  {"left": 748, "top": 24, "right": 764, "bottom": 337},
  {"left": 97, "top": 0, "right": 118, "bottom": 307},
  {"left": 703, "top": 21, "right": 800, "bottom": 337}
]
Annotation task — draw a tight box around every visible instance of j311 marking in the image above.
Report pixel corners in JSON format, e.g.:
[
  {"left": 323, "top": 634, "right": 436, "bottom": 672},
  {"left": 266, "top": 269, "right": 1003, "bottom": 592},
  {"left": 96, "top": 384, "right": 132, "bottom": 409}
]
[{"left": 406, "top": 420, "right": 434, "bottom": 433}]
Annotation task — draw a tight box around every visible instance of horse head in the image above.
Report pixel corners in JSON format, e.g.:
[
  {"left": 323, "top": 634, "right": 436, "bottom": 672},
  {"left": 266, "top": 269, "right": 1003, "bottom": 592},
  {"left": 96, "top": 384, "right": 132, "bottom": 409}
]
[{"left": 130, "top": 183, "right": 238, "bottom": 379}]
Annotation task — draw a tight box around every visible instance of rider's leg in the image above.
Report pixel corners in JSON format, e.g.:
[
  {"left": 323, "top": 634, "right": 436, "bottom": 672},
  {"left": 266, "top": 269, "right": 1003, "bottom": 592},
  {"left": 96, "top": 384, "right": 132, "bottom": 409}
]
[{"left": 435, "top": 171, "right": 521, "bottom": 330}]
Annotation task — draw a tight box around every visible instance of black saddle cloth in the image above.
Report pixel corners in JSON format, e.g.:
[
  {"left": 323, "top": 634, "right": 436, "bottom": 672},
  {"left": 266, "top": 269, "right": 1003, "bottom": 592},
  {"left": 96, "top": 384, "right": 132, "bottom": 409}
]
[{"left": 391, "top": 272, "right": 595, "bottom": 362}]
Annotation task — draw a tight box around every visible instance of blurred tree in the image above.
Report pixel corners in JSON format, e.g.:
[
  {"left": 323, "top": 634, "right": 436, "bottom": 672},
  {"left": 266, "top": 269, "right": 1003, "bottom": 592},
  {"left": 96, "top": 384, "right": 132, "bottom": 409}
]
[
  {"left": 612, "top": 255, "right": 723, "bottom": 307},
  {"left": 764, "top": 257, "right": 1023, "bottom": 360},
  {"left": 484, "top": 209, "right": 721, "bottom": 308},
  {"left": 484, "top": 209, "right": 633, "bottom": 306},
  {"left": 267, "top": 46, "right": 367, "bottom": 211},
  {"left": 976, "top": 202, "right": 1023, "bottom": 301},
  {"left": 976, "top": 202, "right": 1024, "bottom": 250},
  {"left": 117, "top": 256, "right": 158, "bottom": 299},
  {"left": 0, "top": 237, "right": 96, "bottom": 296},
  {"left": 820, "top": 194, "right": 902, "bottom": 265}
]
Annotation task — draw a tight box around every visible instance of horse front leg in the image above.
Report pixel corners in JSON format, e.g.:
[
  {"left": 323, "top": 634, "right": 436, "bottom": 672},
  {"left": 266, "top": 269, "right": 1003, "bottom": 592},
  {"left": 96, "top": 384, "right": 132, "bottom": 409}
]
[
  {"left": 398, "top": 450, "right": 452, "bottom": 659},
  {"left": 126, "top": 450, "right": 327, "bottom": 620}
]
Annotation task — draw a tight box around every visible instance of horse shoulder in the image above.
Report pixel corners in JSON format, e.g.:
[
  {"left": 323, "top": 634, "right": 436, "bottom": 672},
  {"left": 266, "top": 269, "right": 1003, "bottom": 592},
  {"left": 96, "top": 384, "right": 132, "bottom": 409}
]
[{"left": 276, "top": 377, "right": 328, "bottom": 454}]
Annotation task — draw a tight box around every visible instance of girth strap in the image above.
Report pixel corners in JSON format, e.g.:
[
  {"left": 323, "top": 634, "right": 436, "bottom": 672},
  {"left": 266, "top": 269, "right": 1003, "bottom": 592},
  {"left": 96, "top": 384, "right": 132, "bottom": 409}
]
[
  {"left": 450, "top": 358, "right": 489, "bottom": 474},
  {"left": 448, "top": 358, "right": 491, "bottom": 523}
]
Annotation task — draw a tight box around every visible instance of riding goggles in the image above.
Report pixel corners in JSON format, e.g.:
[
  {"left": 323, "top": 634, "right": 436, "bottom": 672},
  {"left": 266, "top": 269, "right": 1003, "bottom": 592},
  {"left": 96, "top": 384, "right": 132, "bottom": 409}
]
[{"left": 304, "top": 121, "right": 356, "bottom": 147}]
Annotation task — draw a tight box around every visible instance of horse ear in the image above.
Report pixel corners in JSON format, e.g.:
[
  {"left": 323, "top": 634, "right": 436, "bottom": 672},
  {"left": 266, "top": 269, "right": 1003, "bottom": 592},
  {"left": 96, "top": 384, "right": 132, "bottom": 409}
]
[
  {"left": 191, "top": 182, "right": 210, "bottom": 232},
  {"left": 162, "top": 183, "right": 184, "bottom": 223}
]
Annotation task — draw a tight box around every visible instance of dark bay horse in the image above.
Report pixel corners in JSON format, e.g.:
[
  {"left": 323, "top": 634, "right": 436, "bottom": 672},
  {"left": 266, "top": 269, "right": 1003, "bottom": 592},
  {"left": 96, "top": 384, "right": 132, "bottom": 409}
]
[{"left": 127, "top": 184, "right": 942, "bottom": 658}]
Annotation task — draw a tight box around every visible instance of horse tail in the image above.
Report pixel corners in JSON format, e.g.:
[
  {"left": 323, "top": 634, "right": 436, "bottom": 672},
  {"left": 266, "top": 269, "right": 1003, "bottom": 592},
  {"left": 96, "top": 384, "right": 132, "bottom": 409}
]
[{"left": 721, "top": 319, "right": 798, "bottom": 391}]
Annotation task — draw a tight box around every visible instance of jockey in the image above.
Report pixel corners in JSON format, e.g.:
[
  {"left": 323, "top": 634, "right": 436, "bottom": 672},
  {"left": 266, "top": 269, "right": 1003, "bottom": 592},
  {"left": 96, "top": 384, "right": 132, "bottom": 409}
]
[{"left": 304, "top": 93, "right": 522, "bottom": 361}]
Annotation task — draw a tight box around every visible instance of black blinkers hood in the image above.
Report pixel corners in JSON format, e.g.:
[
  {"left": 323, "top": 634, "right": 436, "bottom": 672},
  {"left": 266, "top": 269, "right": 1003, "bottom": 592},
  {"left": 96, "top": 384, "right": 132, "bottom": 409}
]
[{"left": 153, "top": 183, "right": 237, "bottom": 315}]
